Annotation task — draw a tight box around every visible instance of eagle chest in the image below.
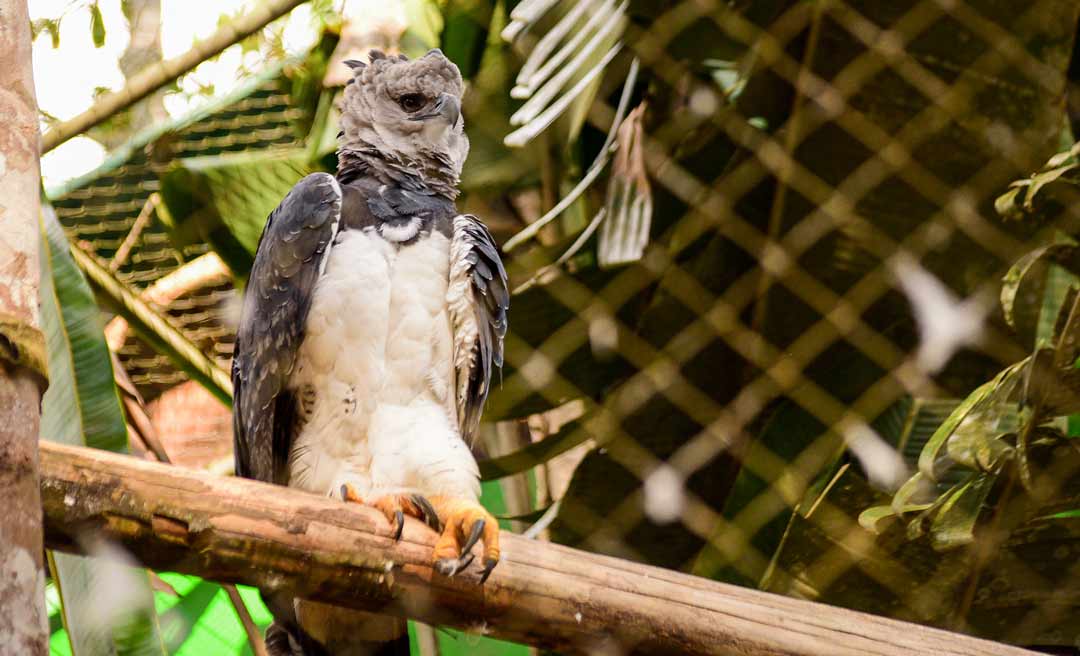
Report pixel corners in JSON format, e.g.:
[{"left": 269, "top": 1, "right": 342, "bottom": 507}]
[{"left": 289, "top": 227, "right": 456, "bottom": 455}]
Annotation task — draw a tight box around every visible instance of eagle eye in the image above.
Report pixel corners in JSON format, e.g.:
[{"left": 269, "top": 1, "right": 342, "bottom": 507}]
[{"left": 398, "top": 93, "right": 426, "bottom": 113}]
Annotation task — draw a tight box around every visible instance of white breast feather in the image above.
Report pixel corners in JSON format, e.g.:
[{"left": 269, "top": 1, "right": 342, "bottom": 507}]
[
  {"left": 379, "top": 216, "right": 423, "bottom": 242},
  {"left": 287, "top": 226, "right": 480, "bottom": 502}
]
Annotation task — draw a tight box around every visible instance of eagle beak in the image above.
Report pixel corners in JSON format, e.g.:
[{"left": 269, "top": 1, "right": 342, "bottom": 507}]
[
  {"left": 410, "top": 92, "right": 460, "bottom": 127},
  {"left": 437, "top": 93, "right": 461, "bottom": 127}
]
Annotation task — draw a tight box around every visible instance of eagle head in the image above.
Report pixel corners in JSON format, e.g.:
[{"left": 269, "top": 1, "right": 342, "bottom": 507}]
[{"left": 338, "top": 49, "right": 469, "bottom": 186}]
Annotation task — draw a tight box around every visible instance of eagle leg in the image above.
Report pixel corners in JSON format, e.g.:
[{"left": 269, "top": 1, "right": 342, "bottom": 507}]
[
  {"left": 339, "top": 484, "right": 441, "bottom": 541},
  {"left": 428, "top": 495, "right": 500, "bottom": 582}
]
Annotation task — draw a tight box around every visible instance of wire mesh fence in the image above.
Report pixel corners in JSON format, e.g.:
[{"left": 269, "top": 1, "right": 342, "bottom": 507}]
[
  {"left": 49, "top": 0, "right": 1080, "bottom": 652},
  {"left": 481, "top": 0, "right": 1080, "bottom": 651}
]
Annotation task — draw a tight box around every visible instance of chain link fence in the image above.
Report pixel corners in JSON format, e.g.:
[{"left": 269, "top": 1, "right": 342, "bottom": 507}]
[{"left": 481, "top": 0, "right": 1080, "bottom": 651}]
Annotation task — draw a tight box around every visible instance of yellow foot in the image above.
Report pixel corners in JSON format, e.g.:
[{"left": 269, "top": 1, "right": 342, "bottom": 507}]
[
  {"left": 339, "top": 484, "right": 442, "bottom": 541},
  {"left": 427, "top": 495, "right": 500, "bottom": 583}
]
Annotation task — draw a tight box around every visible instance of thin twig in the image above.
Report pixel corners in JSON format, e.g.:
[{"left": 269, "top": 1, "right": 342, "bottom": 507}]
[
  {"left": 111, "top": 193, "right": 159, "bottom": 272},
  {"left": 224, "top": 584, "right": 269, "bottom": 656}
]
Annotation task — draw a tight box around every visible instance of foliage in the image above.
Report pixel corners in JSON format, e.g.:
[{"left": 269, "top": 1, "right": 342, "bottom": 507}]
[
  {"left": 89, "top": 2, "right": 105, "bottom": 48},
  {"left": 995, "top": 141, "right": 1080, "bottom": 221},
  {"left": 862, "top": 253, "right": 1080, "bottom": 547},
  {"left": 40, "top": 204, "right": 166, "bottom": 655},
  {"left": 31, "top": 17, "right": 61, "bottom": 48},
  {"left": 40, "top": 203, "right": 269, "bottom": 654}
]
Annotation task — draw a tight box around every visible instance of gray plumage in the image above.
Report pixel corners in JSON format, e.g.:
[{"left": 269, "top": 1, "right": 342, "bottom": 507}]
[
  {"left": 232, "top": 172, "right": 340, "bottom": 485},
  {"left": 452, "top": 215, "right": 508, "bottom": 438}
]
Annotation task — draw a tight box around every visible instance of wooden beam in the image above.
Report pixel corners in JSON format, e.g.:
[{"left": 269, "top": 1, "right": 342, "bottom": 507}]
[
  {"left": 40, "top": 441, "right": 1035, "bottom": 656},
  {"left": 40, "top": 0, "right": 310, "bottom": 154}
]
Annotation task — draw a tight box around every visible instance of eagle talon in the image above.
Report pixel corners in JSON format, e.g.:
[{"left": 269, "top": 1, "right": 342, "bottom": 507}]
[
  {"left": 428, "top": 495, "right": 500, "bottom": 582},
  {"left": 344, "top": 492, "right": 440, "bottom": 540},
  {"left": 340, "top": 483, "right": 365, "bottom": 503},
  {"left": 411, "top": 494, "right": 443, "bottom": 532},
  {"left": 393, "top": 510, "right": 405, "bottom": 541},
  {"left": 479, "top": 557, "right": 498, "bottom": 584},
  {"left": 461, "top": 519, "right": 484, "bottom": 556}
]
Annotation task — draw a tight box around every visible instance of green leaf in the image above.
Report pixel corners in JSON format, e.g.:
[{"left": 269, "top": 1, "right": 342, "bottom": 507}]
[
  {"left": 928, "top": 474, "right": 996, "bottom": 551},
  {"left": 1046, "top": 140, "right": 1080, "bottom": 168},
  {"left": 890, "top": 472, "right": 936, "bottom": 514},
  {"left": 440, "top": 0, "right": 495, "bottom": 79},
  {"left": 90, "top": 3, "right": 106, "bottom": 48},
  {"left": 432, "top": 627, "right": 532, "bottom": 656},
  {"left": 157, "top": 149, "right": 312, "bottom": 280},
  {"left": 39, "top": 207, "right": 128, "bottom": 452},
  {"left": 39, "top": 204, "right": 166, "bottom": 655},
  {"left": 401, "top": 0, "right": 444, "bottom": 57},
  {"left": 918, "top": 361, "right": 1025, "bottom": 481},
  {"left": 1045, "top": 509, "right": 1080, "bottom": 518},
  {"left": 858, "top": 505, "right": 901, "bottom": 534},
  {"left": 31, "top": 18, "right": 62, "bottom": 48},
  {"left": 1000, "top": 243, "right": 1080, "bottom": 348},
  {"left": 905, "top": 481, "right": 963, "bottom": 541},
  {"left": 1023, "top": 163, "right": 1078, "bottom": 209},
  {"left": 994, "top": 185, "right": 1024, "bottom": 221}
]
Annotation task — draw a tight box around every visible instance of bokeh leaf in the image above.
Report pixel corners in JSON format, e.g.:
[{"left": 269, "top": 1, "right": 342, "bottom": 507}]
[
  {"left": 90, "top": 3, "right": 106, "bottom": 48},
  {"left": 440, "top": 0, "right": 495, "bottom": 79}
]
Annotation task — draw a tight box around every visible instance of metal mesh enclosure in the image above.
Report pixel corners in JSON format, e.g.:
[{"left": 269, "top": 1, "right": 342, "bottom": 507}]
[{"left": 478, "top": 0, "right": 1080, "bottom": 650}]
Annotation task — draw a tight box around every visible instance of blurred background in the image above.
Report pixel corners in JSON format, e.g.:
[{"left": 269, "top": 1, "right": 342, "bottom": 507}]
[{"left": 30, "top": 0, "right": 1080, "bottom": 653}]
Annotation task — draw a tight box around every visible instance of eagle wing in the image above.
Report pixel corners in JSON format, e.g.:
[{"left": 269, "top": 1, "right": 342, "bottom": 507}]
[
  {"left": 232, "top": 172, "right": 342, "bottom": 484},
  {"left": 447, "top": 215, "right": 509, "bottom": 442}
]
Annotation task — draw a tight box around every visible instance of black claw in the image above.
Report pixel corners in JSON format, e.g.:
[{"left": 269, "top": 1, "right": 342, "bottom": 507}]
[
  {"left": 393, "top": 510, "right": 404, "bottom": 541},
  {"left": 461, "top": 519, "right": 485, "bottom": 556},
  {"left": 459, "top": 553, "right": 475, "bottom": 572},
  {"left": 479, "top": 558, "right": 498, "bottom": 584},
  {"left": 411, "top": 494, "right": 442, "bottom": 532}
]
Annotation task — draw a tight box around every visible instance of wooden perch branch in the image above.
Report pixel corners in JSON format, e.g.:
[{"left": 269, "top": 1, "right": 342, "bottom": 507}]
[
  {"left": 40, "top": 442, "right": 1035, "bottom": 656},
  {"left": 40, "top": 0, "right": 309, "bottom": 154}
]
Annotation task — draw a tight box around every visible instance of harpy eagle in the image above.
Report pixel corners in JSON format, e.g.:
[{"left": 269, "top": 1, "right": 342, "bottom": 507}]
[{"left": 231, "top": 49, "right": 508, "bottom": 655}]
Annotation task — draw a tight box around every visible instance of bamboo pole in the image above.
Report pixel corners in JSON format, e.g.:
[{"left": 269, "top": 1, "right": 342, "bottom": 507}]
[
  {"left": 40, "top": 0, "right": 310, "bottom": 154},
  {"left": 41, "top": 441, "right": 1036, "bottom": 656}
]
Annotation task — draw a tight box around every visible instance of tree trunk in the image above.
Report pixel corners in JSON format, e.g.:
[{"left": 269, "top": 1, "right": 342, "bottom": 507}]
[
  {"left": 0, "top": 2, "right": 47, "bottom": 653},
  {"left": 41, "top": 441, "right": 1039, "bottom": 656}
]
